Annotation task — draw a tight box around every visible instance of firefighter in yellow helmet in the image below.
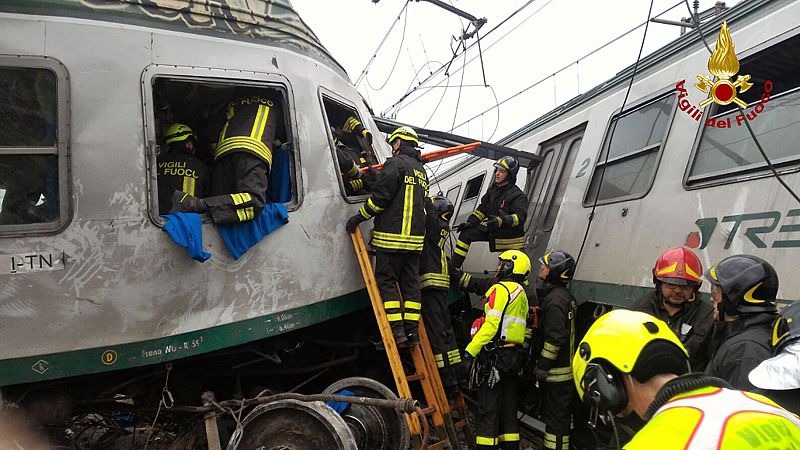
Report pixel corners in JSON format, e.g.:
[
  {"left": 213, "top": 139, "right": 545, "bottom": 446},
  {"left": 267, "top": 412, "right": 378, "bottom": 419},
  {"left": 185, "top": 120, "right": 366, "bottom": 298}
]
[
  {"left": 534, "top": 250, "right": 577, "bottom": 450},
  {"left": 464, "top": 250, "right": 530, "bottom": 450},
  {"left": 346, "top": 126, "right": 428, "bottom": 346},
  {"left": 157, "top": 123, "right": 209, "bottom": 215},
  {"left": 171, "top": 91, "right": 282, "bottom": 224},
  {"left": 573, "top": 309, "right": 800, "bottom": 449}
]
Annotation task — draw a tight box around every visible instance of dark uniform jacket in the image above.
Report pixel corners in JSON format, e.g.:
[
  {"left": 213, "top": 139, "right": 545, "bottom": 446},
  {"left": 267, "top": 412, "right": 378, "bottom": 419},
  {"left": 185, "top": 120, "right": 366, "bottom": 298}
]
[
  {"left": 420, "top": 199, "right": 450, "bottom": 290},
  {"left": 705, "top": 312, "right": 775, "bottom": 393},
  {"left": 633, "top": 291, "right": 715, "bottom": 371},
  {"left": 157, "top": 151, "right": 209, "bottom": 215},
  {"left": 358, "top": 145, "right": 428, "bottom": 253},
  {"left": 470, "top": 182, "right": 527, "bottom": 251},
  {"left": 336, "top": 143, "right": 373, "bottom": 195},
  {"left": 536, "top": 285, "right": 577, "bottom": 383},
  {"left": 215, "top": 95, "right": 282, "bottom": 167}
]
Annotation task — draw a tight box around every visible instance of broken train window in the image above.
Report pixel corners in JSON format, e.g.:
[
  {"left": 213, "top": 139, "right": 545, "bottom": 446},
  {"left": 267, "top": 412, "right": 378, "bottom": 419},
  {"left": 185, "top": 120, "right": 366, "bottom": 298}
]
[
  {"left": 321, "top": 94, "right": 379, "bottom": 199},
  {"left": 150, "top": 76, "right": 297, "bottom": 218}
]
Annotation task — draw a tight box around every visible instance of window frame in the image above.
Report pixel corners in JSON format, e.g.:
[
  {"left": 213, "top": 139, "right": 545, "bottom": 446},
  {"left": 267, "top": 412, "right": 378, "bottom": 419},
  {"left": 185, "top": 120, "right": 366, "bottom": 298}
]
[
  {"left": 453, "top": 171, "right": 486, "bottom": 225},
  {"left": 0, "top": 55, "right": 71, "bottom": 236},
  {"left": 445, "top": 183, "right": 462, "bottom": 224},
  {"left": 318, "top": 88, "right": 381, "bottom": 203},
  {"left": 141, "top": 65, "right": 302, "bottom": 226},
  {"left": 683, "top": 28, "right": 800, "bottom": 190},
  {"left": 582, "top": 88, "right": 678, "bottom": 207}
]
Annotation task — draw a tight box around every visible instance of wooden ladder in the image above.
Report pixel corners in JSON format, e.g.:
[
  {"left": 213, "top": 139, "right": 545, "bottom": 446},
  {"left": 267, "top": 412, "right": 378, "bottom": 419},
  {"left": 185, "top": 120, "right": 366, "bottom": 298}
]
[{"left": 351, "top": 228, "right": 475, "bottom": 449}]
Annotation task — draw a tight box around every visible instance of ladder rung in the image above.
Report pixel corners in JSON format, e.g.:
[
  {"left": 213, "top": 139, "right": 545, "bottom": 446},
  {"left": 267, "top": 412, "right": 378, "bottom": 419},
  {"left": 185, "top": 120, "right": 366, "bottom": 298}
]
[
  {"left": 454, "top": 419, "right": 467, "bottom": 431},
  {"left": 420, "top": 405, "right": 436, "bottom": 415},
  {"left": 426, "top": 441, "right": 448, "bottom": 450},
  {"left": 407, "top": 373, "right": 425, "bottom": 381}
]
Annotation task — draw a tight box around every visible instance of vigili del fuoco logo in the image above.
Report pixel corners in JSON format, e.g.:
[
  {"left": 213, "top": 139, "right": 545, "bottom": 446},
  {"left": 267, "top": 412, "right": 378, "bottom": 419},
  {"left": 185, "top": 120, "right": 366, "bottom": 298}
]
[{"left": 674, "top": 21, "right": 773, "bottom": 128}]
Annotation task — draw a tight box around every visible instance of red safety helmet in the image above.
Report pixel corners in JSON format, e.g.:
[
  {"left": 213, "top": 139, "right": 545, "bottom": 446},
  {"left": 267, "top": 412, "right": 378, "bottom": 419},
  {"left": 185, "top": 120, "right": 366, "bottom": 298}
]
[{"left": 653, "top": 247, "right": 703, "bottom": 287}]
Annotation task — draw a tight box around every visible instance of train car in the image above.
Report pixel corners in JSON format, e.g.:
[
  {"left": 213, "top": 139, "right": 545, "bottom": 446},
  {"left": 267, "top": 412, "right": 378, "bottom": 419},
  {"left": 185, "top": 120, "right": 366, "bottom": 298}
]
[{"left": 436, "top": 0, "right": 800, "bottom": 307}]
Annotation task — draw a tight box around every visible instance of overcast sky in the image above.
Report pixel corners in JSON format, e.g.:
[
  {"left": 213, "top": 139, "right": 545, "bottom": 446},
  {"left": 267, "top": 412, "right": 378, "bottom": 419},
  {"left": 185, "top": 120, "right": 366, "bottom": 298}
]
[{"left": 292, "top": 0, "right": 738, "bottom": 173}]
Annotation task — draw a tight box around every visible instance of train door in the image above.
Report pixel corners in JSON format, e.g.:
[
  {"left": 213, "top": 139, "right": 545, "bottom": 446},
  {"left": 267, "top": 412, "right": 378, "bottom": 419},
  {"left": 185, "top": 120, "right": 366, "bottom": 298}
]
[{"left": 525, "top": 126, "right": 584, "bottom": 263}]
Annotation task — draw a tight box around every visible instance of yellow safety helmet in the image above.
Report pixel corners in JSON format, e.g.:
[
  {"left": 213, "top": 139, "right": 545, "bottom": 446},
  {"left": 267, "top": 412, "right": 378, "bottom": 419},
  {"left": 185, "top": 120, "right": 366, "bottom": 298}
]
[
  {"left": 386, "top": 126, "right": 419, "bottom": 147},
  {"left": 573, "top": 310, "right": 689, "bottom": 412},
  {"left": 165, "top": 123, "right": 195, "bottom": 145},
  {"left": 498, "top": 250, "right": 531, "bottom": 279}
]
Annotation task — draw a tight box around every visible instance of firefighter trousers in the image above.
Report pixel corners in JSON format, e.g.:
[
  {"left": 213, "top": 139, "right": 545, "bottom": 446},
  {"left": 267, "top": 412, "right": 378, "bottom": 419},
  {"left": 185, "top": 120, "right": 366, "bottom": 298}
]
[
  {"left": 452, "top": 226, "right": 524, "bottom": 269},
  {"left": 540, "top": 380, "right": 573, "bottom": 449},
  {"left": 476, "top": 348, "right": 521, "bottom": 450},
  {"left": 375, "top": 251, "right": 422, "bottom": 344},
  {"left": 206, "top": 152, "right": 269, "bottom": 225},
  {"left": 421, "top": 288, "right": 461, "bottom": 390}
]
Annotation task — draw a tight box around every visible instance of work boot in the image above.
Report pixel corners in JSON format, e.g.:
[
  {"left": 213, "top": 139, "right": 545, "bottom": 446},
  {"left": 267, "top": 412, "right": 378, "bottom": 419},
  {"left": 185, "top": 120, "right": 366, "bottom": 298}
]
[
  {"left": 169, "top": 190, "right": 207, "bottom": 214},
  {"left": 392, "top": 323, "right": 408, "bottom": 348}
]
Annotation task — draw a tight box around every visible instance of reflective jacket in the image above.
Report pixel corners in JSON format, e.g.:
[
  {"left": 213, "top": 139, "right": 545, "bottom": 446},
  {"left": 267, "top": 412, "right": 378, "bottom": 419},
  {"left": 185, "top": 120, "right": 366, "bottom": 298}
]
[
  {"left": 633, "top": 291, "right": 715, "bottom": 371},
  {"left": 706, "top": 312, "right": 775, "bottom": 392},
  {"left": 216, "top": 95, "right": 282, "bottom": 167},
  {"left": 420, "top": 198, "right": 450, "bottom": 290},
  {"left": 467, "top": 281, "right": 528, "bottom": 357},
  {"left": 470, "top": 182, "right": 527, "bottom": 251},
  {"left": 156, "top": 151, "right": 209, "bottom": 215},
  {"left": 536, "top": 285, "right": 577, "bottom": 383},
  {"left": 625, "top": 384, "right": 800, "bottom": 449},
  {"left": 359, "top": 145, "right": 428, "bottom": 253}
]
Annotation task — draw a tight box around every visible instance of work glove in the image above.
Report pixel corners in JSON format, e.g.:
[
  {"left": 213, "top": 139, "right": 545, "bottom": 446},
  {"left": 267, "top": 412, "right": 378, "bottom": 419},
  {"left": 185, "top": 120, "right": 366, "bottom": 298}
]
[
  {"left": 462, "top": 352, "right": 475, "bottom": 370},
  {"left": 456, "top": 221, "right": 478, "bottom": 233},
  {"left": 534, "top": 367, "right": 549, "bottom": 383},
  {"left": 346, "top": 214, "right": 366, "bottom": 233},
  {"left": 484, "top": 216, "right": 503, "bottom": 229},
  {"left": 349, "top": 178, "right": 365, "bottom": 191}
]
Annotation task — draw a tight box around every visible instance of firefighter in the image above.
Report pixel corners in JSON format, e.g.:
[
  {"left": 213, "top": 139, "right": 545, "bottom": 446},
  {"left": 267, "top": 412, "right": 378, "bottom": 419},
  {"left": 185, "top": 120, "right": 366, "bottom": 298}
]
[
  {"left": 535, "top": 251, "right": 577, "bottom": 450},
  {"left": 452, "top": 156, "right": 527, "bottom": 270},
  {"left": 157, "top": 123, "right": 210, "bottom": 216},
  {"left": 333, "top": 121, "right": 374, "bottom": 195},
  {"left": 419, "top": 195, "right": 462, "bottom": 395},
  {"left": 632, "top": 247, "right": 715, "bottom": 371},
  {"left": 345, "top": 126, "right": 428, "bottom": 346},
  {"left": 573, "top": 309, "right": 800, "bottom": 449},
  {"left": 749, "top": 302, "right": 800, "bottom": 415},
  {"left": 464, "top": 250, "right": 530, "bottom": 450},
  {"left": 704, "top": 254, "right": 778, "bottom": 392},
  {"left": 171, "top": 92, "right": 282, "bottom": 224}
]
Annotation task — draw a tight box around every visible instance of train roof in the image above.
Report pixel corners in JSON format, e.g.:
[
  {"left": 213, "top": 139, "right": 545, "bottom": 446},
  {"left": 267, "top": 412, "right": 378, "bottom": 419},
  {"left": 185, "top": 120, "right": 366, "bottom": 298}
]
[{"left": 0, "top": 0, "right": 348, "bottom": 78}]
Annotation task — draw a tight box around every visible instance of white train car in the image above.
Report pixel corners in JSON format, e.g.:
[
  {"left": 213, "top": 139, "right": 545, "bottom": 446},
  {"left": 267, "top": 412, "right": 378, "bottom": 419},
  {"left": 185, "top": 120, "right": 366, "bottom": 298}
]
[
  {"left": 0, "top": 0, "right": 402, "bottom": 388},
  {"left": 436, "top": 0, "right": 800, "bottom": 306}
]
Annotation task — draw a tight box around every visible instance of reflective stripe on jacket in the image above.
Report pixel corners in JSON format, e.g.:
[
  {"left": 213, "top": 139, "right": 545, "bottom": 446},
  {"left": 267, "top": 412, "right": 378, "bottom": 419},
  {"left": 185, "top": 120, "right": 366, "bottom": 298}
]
[
  {"left": 360, "top": 147, "right": 428, "bottom": 253},
  {"left": 216, "top": 95, "right": 282, "bottom": 166},
  {"left": 625, "top": 386, "right": 800, "bottom": 449},
  {"left": 467, "top": 281, "right": 528, "bottom": 356},
  {"left": 420, "top": 198, "right": 450, "bottom": 289}
]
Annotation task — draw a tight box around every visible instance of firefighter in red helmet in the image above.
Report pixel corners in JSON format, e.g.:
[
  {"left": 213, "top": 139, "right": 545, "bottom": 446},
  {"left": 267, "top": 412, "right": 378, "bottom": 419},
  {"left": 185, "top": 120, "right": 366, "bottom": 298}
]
[{"left": 633, "top": 247, "right": 715, "bottom": 371}]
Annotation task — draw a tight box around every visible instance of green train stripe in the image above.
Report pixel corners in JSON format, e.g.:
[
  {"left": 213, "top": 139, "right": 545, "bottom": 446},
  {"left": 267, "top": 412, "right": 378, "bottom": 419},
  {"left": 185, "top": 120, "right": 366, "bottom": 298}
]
[{"left": 0, "top": 289, "right": 370, "bottom": 386}]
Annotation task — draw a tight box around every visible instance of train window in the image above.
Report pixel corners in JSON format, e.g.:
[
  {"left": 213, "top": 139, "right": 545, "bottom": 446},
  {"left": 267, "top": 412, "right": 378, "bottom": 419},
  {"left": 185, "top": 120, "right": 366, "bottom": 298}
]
[
  {"left": 320, "top": 94, "right": 379, "bottom": 199},
  {"left": 0, "top": 58, "right": 69, "bottom": 233},
  {"left": 687, "top": 32, "right": 800, "bottom": 186},
  {"left": 150, "top": 77, "right": 297, "bottom": 218},
  {"left": 445, "top": 184, "right": 461, "bottom": 206},
  {"left": 453, "top": 172, "right": 486, "bottom": 225},
  {"left": 583, "top": 92, "right": 676, "bottom": 206},
  {"left": 544, "top": 137, "right": 582, "bottom": 231}
]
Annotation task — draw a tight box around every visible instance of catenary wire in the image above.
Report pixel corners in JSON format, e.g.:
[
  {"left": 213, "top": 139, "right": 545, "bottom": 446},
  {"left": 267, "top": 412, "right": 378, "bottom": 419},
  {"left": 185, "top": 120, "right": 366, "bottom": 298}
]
[
  {"left": 355, "top": 1, "right": 410, "bottom": 88},
  {"left": 383, "top": 0, "right": 543, "bottom": 115},
  {"left": 366, "top": 3, "right": 410, "bottom": 92}
]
